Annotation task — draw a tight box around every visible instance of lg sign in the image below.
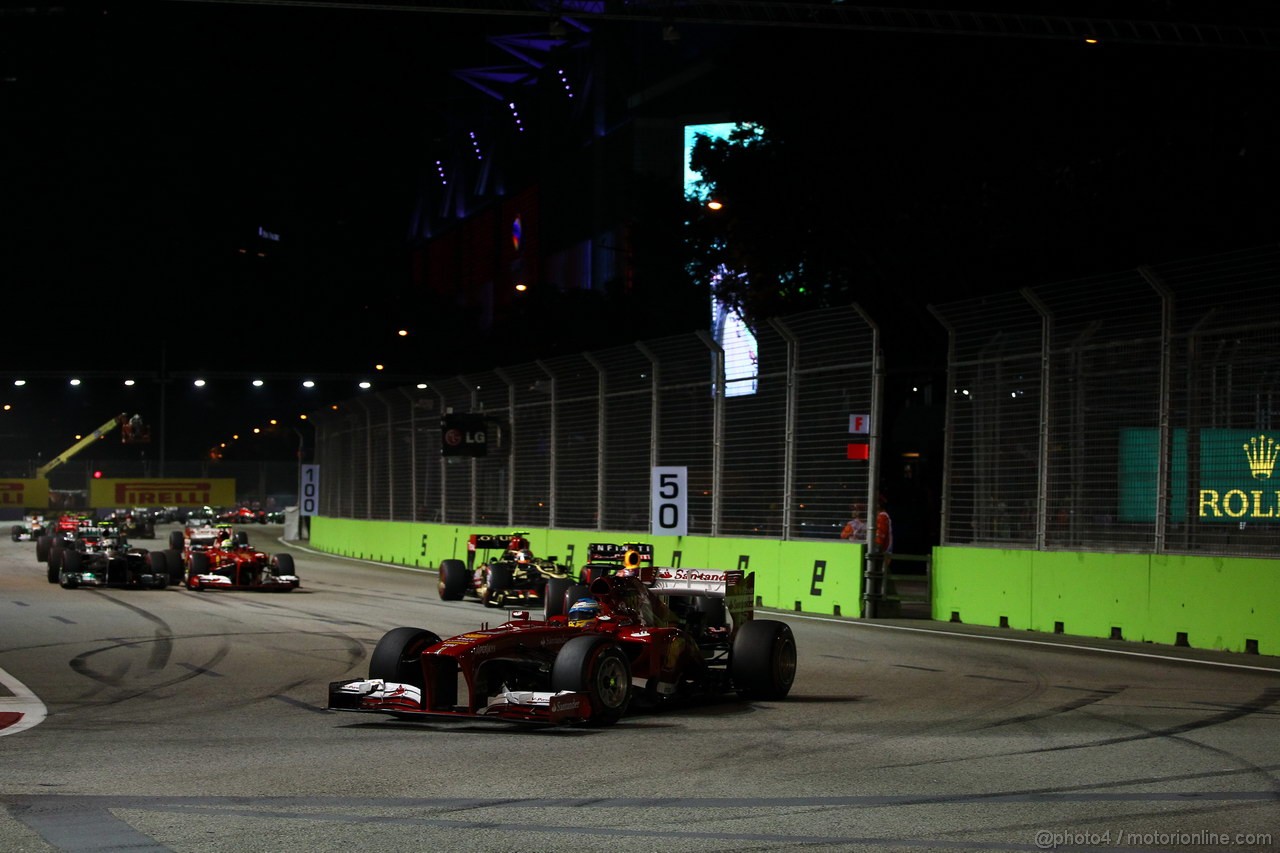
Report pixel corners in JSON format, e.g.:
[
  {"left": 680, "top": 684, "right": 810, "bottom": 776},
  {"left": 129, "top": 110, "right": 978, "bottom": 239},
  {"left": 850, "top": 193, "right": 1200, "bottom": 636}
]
[{"left": 441, "top": 414, "right": 488, "bottom": 457}]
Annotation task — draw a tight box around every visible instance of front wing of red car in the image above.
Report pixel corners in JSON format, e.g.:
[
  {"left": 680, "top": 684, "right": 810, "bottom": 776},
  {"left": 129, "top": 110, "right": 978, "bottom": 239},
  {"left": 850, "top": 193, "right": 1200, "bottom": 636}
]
[{"left": 327, "top": 679, "right": 594, "bottom": 725}]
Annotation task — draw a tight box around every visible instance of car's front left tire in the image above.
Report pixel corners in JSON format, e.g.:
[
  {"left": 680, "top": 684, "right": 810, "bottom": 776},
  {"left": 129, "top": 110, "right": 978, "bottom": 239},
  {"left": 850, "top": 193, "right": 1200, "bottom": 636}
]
[
  {"left": 551, "top": 634, "right": 632, "bottom": 726},
  {"left": 368, "top": 627, "right": 442, "bottom": 689}
]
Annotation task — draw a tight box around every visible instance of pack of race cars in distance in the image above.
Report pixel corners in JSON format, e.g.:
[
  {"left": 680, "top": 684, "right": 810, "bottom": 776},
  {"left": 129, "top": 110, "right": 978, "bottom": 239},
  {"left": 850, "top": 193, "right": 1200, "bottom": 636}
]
[
  {"left": 27, "top": 514, "right": 298, "bottom": 592},
  {"left": 31, "top": 520, "right": 169, "bottom": 590},
  {"left": 331, "top": 543, "right": 796, "bottom": 727}
]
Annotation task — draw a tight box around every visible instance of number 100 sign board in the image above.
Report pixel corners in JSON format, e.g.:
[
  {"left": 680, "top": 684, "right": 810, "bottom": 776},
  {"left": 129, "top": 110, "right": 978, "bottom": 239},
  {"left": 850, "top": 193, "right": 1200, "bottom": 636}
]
[{"left": 651, "top": 466, "right": 688, "bottom": 537}]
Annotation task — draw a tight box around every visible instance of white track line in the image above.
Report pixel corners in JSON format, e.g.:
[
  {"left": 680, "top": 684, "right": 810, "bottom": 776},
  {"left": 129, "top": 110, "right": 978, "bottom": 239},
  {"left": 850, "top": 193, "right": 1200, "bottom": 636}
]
[{"left": 0, "top": 667, "right": 48, "bottom": 737}]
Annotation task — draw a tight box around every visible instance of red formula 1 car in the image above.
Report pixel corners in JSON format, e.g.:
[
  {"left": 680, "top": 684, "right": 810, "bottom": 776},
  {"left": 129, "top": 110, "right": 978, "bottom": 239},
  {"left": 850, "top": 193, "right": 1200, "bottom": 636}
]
[
  {"left": 330, "top": 556, "right": 796, "bottom": 727},
  {"left": 185, "top": 536, "right": 299, "bottom": 592},
  {"left": 436, "top": 532, "right": 572, "bottom": 608}
]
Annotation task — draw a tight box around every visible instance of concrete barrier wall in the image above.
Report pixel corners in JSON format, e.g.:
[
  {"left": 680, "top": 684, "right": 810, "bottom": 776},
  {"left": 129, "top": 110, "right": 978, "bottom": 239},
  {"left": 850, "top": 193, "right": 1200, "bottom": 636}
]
[
  {"left": 309, "top": 517, "right": 1276, "bottom": 655},
  {"left": 933, "top": 546, "right": 1278, "bottom": 654}
]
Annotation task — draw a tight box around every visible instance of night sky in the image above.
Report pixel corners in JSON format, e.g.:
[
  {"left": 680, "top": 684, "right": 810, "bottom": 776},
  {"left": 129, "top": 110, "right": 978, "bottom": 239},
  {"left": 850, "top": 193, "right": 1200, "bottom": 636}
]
[{"left": 3, "top": 1, "right": 1279, "bottom": 464}]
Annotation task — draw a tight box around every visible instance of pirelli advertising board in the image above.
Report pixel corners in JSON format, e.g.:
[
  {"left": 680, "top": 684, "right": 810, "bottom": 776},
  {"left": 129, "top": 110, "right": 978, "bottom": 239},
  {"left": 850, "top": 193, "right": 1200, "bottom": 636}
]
[
  {"left": 1119, "top": 428, "right": 1278, "bottom": 523},
  {"left": 88, "top": 479, "right": 236, "bottom": 509},
  {"left": 0, "top": 480, "right": 51, "bottom": 509}
]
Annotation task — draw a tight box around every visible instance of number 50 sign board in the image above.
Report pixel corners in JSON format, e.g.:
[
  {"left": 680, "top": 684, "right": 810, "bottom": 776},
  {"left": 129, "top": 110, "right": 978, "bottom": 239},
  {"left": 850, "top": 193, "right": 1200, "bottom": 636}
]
[{"left": 651, "top": 466, "right": 688, "bottom": 537}]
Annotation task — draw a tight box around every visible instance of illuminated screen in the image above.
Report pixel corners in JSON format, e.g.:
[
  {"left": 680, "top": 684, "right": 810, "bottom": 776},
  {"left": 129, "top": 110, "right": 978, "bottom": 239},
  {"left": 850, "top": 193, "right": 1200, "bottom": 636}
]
[{"left": 685, "top": 123, "right": 758, "bottom": 397}]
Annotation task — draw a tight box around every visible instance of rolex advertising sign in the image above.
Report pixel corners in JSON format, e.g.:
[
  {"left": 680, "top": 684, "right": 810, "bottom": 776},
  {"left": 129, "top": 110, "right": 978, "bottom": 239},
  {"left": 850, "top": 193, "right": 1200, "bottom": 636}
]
[
  {"left": 1119, "top": 428, "right": 1279, "bottom": 523},
  {"left": 1200, "top": 432, "right": 1278, "bottom": 521}
]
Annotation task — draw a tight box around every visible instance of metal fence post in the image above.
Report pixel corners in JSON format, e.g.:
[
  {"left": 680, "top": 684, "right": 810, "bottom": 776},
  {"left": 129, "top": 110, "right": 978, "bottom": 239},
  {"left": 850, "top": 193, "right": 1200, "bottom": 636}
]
[
  {"left": 584, "top": 352, "right": 607, "bottom": 531},
  {"left": 1022, "top": 288, "right": 1053, "bottom": 551},
  {"left": 1140, "top": 266, "right": 1174, "bottom": 554},
  {"left": 536, "top": 360, "right": 557, "bottom": 529},
  {"left": 854, "top": 304, "right": 884, "bottom": 618},
  {"left": 696, "top": 330, "right": 725, "bottom": 536},
  {"left": 636, "top": 340, "right": 659, "bottom": 484},
  {"left": 494, "top": 368, "right": 516, "bottom": 528},
  {"left": 769, "top": 318, "right": 798, "bottom": 540}
]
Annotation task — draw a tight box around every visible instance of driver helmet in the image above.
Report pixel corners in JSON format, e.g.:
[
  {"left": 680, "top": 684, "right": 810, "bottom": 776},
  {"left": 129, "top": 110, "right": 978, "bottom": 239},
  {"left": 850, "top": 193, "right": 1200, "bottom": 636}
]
[
  {"left": 515, "top": 549, "right": 533, "bottom": 564},
  {"left": 616, "top": 549, "right": 642, "bottom": 577},
  {"left": 567, "top": 597, "right": 600, "bottom": 628}
]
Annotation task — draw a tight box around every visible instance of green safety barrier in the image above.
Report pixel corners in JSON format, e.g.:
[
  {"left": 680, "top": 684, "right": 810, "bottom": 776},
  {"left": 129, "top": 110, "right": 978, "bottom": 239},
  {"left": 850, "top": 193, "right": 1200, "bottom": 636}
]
[{"left": 308, "top": 517, "right": 1277, "bottom": 656}]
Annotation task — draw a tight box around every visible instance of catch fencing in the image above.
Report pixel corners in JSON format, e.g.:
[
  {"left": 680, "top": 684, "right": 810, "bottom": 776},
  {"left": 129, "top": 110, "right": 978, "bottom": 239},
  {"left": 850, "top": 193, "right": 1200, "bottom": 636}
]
[
  {"left": 931, "top": 245, "right": 1280, "bottom": 557},
  {"left": 312, "top": 245, "right": 1280, "bottom": 557},
  {"left": 311, "top": 306, "right": 878, "bottom": 541}
]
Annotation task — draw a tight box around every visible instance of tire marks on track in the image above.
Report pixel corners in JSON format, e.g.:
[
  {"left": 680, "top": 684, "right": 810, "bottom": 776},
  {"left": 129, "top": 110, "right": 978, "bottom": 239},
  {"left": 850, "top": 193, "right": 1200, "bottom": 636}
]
[
  {"left": 877, "top": 687, "right": 1280, "bottom": 769},
  {"left": 5, "top": 790, "right": 1279, "bottom": 852}
]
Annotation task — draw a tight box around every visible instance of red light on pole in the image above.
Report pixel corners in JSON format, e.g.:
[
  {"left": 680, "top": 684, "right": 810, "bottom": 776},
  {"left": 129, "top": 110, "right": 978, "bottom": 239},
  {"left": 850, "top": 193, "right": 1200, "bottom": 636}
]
[{"left": 846, "top": 443, "right": 869, "bottom": 461}]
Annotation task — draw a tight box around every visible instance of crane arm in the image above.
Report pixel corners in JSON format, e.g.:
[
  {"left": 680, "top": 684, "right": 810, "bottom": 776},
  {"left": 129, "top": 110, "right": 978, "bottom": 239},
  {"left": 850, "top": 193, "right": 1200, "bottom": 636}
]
[{"left": 36, "top": 413, "right": 128, "bottom": 478}]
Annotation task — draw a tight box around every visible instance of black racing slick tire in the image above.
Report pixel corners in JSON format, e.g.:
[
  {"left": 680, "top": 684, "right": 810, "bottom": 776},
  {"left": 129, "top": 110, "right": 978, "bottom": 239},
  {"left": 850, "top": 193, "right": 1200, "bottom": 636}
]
[
  {"left": 368, "top": 627, "right": 442, "bottom": 689},
  {"left": 147, "top": 549, "right": 167, "bottom": 581},
  {"left": 165, "top": 549, "right": 185, "bottom": 584},
  {"left": 10, "top": 526, "right": 20, "bottom": 542},
  {"left": 562, "top": 583, "right": 590, "bottom": 616},
  {"left": 730, "top": 619, "right": 798, "bottom": 701},
  {"left": 551, "top": 635, "right": 632, "bottom": 726},
  {"left": 481, "top": 564, "right": 514, "bottom": 607},
  {"left": 543, "top": 577, "right": 574, "bottom": 619},
  {"left": 36, "top": 535, "right": 52, "bottom": 563},
  {"left": 273, "top": 553, "right": 295, "bottom": 577},
  {"left": 189, "top": 551, "right": 209, "bottom": 579},
  {"left": 168, "top": 530, "right": 185, "bottom": 550},
  {"left": 60, "top": 551, "right": 83, "bottom": 589},
  {"left": 437, "top": 559, "right": 470, "bottom": 601}
]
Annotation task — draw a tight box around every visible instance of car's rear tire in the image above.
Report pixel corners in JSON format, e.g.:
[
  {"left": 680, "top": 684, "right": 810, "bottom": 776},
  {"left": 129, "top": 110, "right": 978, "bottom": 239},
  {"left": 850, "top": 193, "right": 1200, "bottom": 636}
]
[
  {"left": 561, "top": 583, "right": 590, "bottom": 617},
  {"left": 543, "top": 577, "right": 574, "bottom": 618},
  {"left": 165, "top": 549, "right": 185, "bottom": 584},
  {"left": 36, "top": 535, "right": 52, "bottom": 563},
  {"left": 368, "top": 627, "right": 442, "bottom": 688},
  {"left": 481, "top": 564, "right": 514, "bottom": 607},
  {"left": 10, "top": 526, "right": 20, "bottom": 542},
  {"left": 730, "top": 619, "right": 797, "bottom": 700},
  {"left": 147, "top": 549, "right": 167, "bottom": 581},
  {"left": 60, "top": 551, "right": 83, "bottom": 589},
  {"left": 437, "top": 559, "right": 469, "bottom": 600},
  {"left": 551, "top": 635, "right": 632, "bottom": 726},
  {"left": 168, "top": 530, "right": 184, "bottom": 550}
]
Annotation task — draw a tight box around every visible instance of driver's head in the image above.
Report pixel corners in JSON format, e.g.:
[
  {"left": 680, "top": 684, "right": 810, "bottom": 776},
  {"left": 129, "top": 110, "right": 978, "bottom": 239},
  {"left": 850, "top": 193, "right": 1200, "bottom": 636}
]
[{"left": 567, "top": 597, "right": 600, "bottom": 628}]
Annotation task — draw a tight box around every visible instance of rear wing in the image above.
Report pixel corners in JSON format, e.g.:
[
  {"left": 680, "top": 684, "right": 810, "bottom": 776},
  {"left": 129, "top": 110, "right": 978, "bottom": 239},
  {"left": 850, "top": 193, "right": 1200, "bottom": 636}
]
[
  {"left": 652, "top": 567, "right": 755, "bottom": 626},
  {"left": 586, "top": 542, "right": 653, "bottom": 563},
  {"left": 466, "top": 532, "right": 539, "bottom": 569},
  {"left": 581, "top": 542, "right": 654, "bottom": 583},
  {"left": 468, "top": 532, "right": 531, "bottom": 552}
]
